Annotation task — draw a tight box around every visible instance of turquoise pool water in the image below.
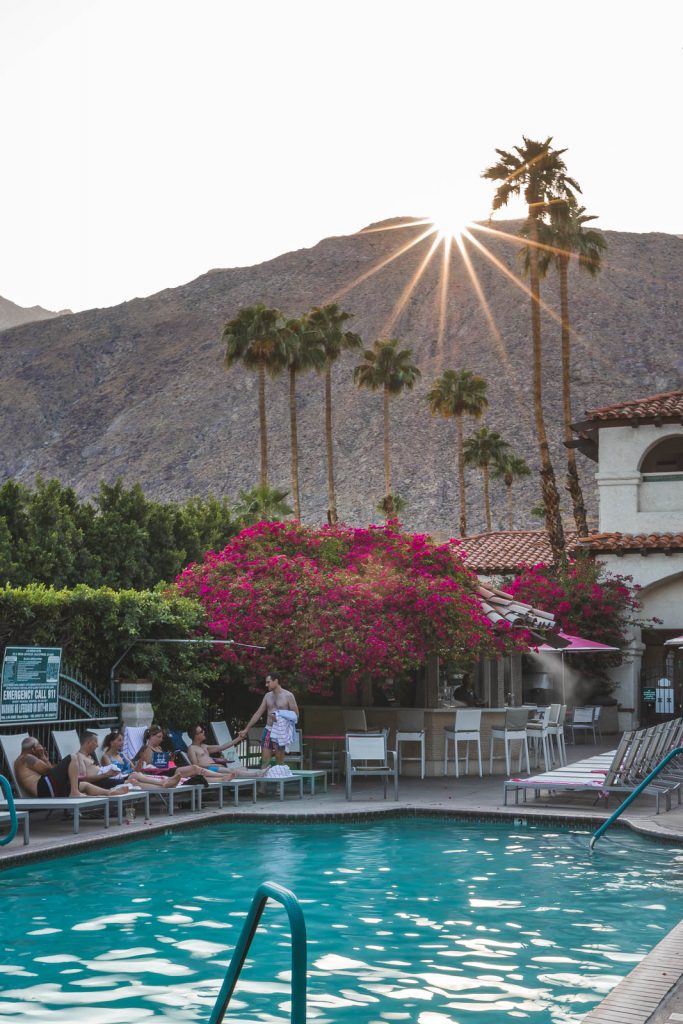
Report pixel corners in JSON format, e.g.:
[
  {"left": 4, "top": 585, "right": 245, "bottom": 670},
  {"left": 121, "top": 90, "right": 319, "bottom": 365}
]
[{"left": 0, "top": 819, "right": 682, "bottom": 1023}]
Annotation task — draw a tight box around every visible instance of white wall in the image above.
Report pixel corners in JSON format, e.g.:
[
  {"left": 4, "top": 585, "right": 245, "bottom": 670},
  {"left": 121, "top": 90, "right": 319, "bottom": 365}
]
[{"left": 597, "top": 424, "right": 683, "bottom": 534}]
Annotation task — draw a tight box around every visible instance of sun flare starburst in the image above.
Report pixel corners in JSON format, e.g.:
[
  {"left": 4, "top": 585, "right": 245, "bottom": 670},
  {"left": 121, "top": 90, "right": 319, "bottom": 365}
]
[{"left": 428, "top": 196, "right": 475, "bottom": 242}]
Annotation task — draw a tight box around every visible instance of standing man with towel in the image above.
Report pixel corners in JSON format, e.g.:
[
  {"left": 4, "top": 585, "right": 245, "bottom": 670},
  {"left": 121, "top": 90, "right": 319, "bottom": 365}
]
[{"left": 240, "top": 673, "right": 299, "bottom": 769}]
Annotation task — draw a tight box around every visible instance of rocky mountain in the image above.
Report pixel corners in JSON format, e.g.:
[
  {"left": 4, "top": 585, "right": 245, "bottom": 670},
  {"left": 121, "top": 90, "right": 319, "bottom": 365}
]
[
  {"left": 0, "top": 295, "right": 71, "bottom": 332},
  {"left": 1, "top": 219, "right": 682, "bottom": 536}
]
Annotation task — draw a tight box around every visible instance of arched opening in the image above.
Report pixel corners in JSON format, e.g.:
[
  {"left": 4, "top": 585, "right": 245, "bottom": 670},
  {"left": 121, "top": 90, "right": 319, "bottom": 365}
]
[
  {"left": 638, "top": 436, "right": 683, "bottom": 513},
  {"left": 639, "top": 436, "right": 683, "bottom": 474}
]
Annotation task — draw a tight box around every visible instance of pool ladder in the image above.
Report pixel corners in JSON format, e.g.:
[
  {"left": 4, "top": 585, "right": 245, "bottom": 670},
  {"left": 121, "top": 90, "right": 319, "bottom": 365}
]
[
  {"left": 209, "top": 881, "right": 307, "bottom": 1023},
  {"left": 590, "top": 745, "right": 683, "bottom": 849},
  {"left": 0, "top": 774, "right": 19, "bottom": 847}
]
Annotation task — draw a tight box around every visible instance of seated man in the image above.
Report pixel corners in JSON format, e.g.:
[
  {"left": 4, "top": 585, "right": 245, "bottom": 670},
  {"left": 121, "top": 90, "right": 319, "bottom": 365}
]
[
  {"left": 186, "top": 724, "right": 245, "bottom": 777},
  {"left": 186, "top": 724, "right": 281, "bottom": 778},
  {"left": 14, "top": 734, "right": 137, "bottom": 799}
]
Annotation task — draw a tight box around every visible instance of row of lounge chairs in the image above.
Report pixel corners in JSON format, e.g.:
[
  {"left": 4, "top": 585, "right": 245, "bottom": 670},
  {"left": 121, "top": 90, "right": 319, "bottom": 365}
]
[
  {"left": 0, "top": 722, "right": 327, "bottom": 844},
  {"left": 503, "top": 717, "right": 683, "bottom": 814}
]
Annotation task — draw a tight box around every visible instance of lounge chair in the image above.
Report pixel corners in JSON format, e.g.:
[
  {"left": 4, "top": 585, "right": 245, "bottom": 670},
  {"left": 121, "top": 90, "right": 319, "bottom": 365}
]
[
  {"left": 1, "top": 732, "right": 113, "bottom": 834},
  {"left": 503, "top": 730, "right": 677, "bottom": 814},
  {"left": 0, "top": 809, "right": 30, "bottom": 845},
  {"left": 51, "top": 728, "right": 80, "bottom": 761},
  {"left": 1, "top": 731, "right": 150, "bottom": 828}
]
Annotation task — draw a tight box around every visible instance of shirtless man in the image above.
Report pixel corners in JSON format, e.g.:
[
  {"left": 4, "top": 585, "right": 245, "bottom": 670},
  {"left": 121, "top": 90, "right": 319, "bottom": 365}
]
[
  {"left": 240, "top": 673, "right": 299, "bottom": 768},
  {"left": 186, "top": 724, "right": 245, "bottom": 777},
  {"left": 14, "top": 734, "right": 135, "bottom": 799}
]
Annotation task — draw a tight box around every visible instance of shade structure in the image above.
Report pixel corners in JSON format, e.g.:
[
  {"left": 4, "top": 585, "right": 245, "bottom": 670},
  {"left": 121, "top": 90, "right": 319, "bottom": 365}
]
[
  {"left": 536, "top": 632, "right": 619, "bottom": 654},
  {"left": 664, "top": 635, "right": 683, "bottom": 647},
  {"left": 530, "top": 631, "right": 619, "bottom": 702}
]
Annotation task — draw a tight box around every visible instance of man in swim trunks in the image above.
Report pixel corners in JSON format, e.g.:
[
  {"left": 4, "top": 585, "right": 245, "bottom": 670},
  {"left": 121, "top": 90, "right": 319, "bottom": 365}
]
[
  {"left": 240, "top": 673, "right": 299, "bottom": 768},
  {"left": 186, "top": 725, "right": 244, "bottom": 777}
]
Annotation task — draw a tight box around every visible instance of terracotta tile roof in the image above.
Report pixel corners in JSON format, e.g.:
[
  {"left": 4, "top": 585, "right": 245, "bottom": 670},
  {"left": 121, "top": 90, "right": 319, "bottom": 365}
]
[
  {"left": 573, "top": 531, "right": 683, "bottom": 555},
  {"left": 475, "top": 580, "right": 556, "bottom": 632},
  {"left": 461, "top": 529, "right": 579, "bottom": 575},
  {"left": 574, "top": 389, "right": 683, "bottom": 429}
]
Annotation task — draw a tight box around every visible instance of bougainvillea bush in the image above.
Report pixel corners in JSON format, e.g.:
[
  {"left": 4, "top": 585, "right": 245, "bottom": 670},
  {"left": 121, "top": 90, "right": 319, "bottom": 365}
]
[
  {"left": 503, "top": 557, "right": 645, "bottom": 658},
  {"left": 177, "top": 520, "right": 533, "bottom": 696}
]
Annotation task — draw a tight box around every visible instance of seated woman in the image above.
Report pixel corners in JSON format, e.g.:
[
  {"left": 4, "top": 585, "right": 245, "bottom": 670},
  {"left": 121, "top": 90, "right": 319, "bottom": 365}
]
[
  {"left": 134, "top": 724, "right": 214, "bottom": 780},
  {"left": 100, "top": 729, "right": 206, "bottom": 789}
]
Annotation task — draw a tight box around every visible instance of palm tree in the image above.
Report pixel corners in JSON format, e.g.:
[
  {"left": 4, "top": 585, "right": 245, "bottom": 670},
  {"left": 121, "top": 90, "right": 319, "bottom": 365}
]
[
  {"left": 464, "top": 427, "right": 510, "bottom": 531},
  {"left": 492, "top": 451, "right": 532, "bottom": 530},
  {"left": 282, "top": 317, "right": 326, "bottom": 520},
  {"left": 426, "top": 369, "right": 489, "bottom": 537},
  {"left": 354, "top": 338, "right": 421, "bottom": 518},
  {"left": 522, "top": 201, "right": 607, "bottom": 535},
  {"left": 222, "top": 304, "right": 289, "bottom": 486},
  {"left": 233, "top": 483, "right": 293, "bottom": 527},
  {"left": 483, "top": 136, "right": 580, "bottom": 560},
  {"left": 305, "top": 304, "right": 363, "bottom": 524}
]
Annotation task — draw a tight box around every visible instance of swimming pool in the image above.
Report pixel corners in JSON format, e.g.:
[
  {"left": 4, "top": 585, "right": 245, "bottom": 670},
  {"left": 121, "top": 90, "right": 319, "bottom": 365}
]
[{"left": 0, "top": 818, "right": 681, "bottom": 1023}]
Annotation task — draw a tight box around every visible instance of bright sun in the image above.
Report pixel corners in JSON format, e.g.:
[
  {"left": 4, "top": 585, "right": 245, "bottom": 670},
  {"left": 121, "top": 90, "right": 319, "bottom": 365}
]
[
  {"left": 430, "top": 190, "right": 483, "bottom": 241},
  {"left": 429, "top": 197, "right": 473, "bottom": 241}
]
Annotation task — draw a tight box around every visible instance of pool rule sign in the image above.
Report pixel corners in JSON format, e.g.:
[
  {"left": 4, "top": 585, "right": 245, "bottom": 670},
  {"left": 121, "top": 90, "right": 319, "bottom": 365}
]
[{"left": 0, "top": 646, "right": 61, "bottom": 722}]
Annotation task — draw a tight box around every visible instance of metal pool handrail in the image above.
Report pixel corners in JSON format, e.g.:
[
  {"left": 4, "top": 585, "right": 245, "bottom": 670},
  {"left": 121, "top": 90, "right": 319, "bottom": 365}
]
[
  {"left": 208, "top": 880, "right": 307, "bottom": 1024},
  {"left": 0, "top": 774, "right": 18, "bottom": 846},
  {"left": 590, "top": 746, "right": 683, "bottom": 850}
]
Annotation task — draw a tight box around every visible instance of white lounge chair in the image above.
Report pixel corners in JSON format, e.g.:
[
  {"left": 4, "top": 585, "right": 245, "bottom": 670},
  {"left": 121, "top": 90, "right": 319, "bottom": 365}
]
[
  {"left": 0, "top": 809, "right": 30, "bottom": 845},
  {"left": 1, "top": 731, "right": 149, "bottom": 829}
]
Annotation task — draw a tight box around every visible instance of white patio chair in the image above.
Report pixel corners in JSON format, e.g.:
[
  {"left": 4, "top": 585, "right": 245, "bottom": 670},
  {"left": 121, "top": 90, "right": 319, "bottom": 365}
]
[
  {"left": 343, "top": 709, "right": 368, "bottom": 732},
  {"left": 570, "top": 707, "right": 597, "bottom": 745},
  {"left": 395, "top": 709, "right": 425, "bottom": 779},
  {"left": 548, "top": 704, "right": 568, "bottom": 766},
  {"left": 444, "top": 709, "right": 482, "bottom": 778},
  {"left": 526, "top": 706, "right": 555, "bottom": 771},
  {"left": 345, "top": 732, "right": 398, "bottom": 801},
  {"left": 489, "top": 708, "right": 531, "bottom": 776}
]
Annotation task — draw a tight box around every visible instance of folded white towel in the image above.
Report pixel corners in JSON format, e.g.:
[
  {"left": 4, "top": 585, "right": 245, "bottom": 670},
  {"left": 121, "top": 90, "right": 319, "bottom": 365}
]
[{"left": 264, "top": 764, "right": 293, "bottom": 779}]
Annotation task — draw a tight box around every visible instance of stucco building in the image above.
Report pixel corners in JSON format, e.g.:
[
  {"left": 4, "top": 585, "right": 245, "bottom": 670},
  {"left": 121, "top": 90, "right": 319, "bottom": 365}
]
[{"left": 571, "top": 389, "right": 683, "bottom": 729}]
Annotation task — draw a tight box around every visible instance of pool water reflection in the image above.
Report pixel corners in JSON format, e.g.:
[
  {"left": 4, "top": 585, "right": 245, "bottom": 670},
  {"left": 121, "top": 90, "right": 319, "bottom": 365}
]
[{"left": 0, "top": 819, "right": 681, "bottom": 1022}]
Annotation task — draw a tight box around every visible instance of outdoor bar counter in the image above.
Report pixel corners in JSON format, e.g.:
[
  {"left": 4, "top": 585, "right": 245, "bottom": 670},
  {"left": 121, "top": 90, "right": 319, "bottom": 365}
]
[{"left": 301, "top": 705, "right": 525, "bottom": 778}]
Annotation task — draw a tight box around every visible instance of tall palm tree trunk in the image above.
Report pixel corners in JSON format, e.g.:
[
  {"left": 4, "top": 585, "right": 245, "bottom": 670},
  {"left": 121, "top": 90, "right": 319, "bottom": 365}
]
[
  {"left": 559, "top": 256, "right": 588, "bottom": 535},
  {"left": 324, "top": 363, "right": 337, "bottom": 525},
  {"left": 288, "top": 366, "right": 301, "bottom": 520},
  {"left": 506, "top": 479, "right": 513, "bottom": 530},
  {"left": 456, "top": 413, "right": 467, "bottom": 537},
  {"left": 258, "top": 361, "right": 268, "bottom": 487},
  {"left": 482, "top": 465, "right": 492, "bottom": 531},
  {"left": 528, "top": 214, "right": 565, "bottom": 560},
  {"left": 383, "top": 386, "right": 393, "bottom": 517}
]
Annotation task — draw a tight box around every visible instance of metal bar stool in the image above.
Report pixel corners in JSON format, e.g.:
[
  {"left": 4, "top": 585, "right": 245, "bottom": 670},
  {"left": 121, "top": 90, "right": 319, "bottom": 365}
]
[
  {"left": 444, "top": 709, "right": 483, "bottom": 778},
  {"left": 395, "top": 710, "right": 425, "bottom": 779},
  {"left": 489, "top": 708, "right": 530, "bottom": 775}
]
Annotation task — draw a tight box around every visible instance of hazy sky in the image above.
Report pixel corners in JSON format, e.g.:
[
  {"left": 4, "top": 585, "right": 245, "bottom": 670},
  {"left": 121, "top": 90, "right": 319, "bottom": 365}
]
[{"left": 2, "top": 0, "right": 682, "bottom": 312}]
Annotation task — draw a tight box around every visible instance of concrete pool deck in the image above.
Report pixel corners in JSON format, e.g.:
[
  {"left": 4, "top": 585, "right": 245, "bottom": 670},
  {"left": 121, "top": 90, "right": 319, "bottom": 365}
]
[{"left": 2, "top": 737, "right": 683, "bottom": 1023}]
